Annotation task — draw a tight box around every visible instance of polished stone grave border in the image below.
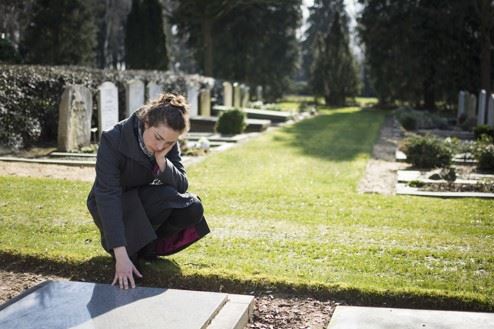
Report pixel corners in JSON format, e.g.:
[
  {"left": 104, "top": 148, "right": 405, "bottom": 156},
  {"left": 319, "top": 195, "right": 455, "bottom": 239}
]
[
  {"left": 327, "top": 306, "right": 494, "bottom": 329},
  {"left": 0, "top": 280, "right": 254, "bottom": 329}
]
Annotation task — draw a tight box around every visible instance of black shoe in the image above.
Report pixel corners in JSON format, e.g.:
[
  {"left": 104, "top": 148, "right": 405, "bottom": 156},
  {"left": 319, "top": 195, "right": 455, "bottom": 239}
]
[{"left": 137, "top": 240, "right": 158, "bottom": 262}]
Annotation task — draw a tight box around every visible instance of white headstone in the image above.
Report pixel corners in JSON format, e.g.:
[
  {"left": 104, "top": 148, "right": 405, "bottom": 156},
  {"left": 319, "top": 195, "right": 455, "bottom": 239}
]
[
  {"left": 256, "top": 85, "right": 263, "bottom": 102},
  {"left": 457, "top": 91, "right": 466, "bottom": 120},
  {"left": 125, "top": 79, "right": 145, "bottom": 117},
  {"left": 467, "top": 93, "right": 477, "bottom": 121},
  {"left": 223, "top": 82, "right": 233, "bottom": 107},
  {"left": 233, "top": 83, "right": 241, "bottom": 108},
  {"left": 97, "top": 82, "right": 119, "bottom": 137},
  {"left": 488, "top": 94, "right": 494, "bottom": 127},
  {"left": 241, "top": 85, "right": 250, "bottom": 108},
  {"left": 147, "top": 81, "right": 162, "bottom": 102},
  {"left": 199, "top": 88, "right": 211, "bottom": 117},
  {"left": 57, "top": 85, "right": 93, "bottom": 152},
  {"left": 478, "top": 90, "right": 487, "bottom": 125},
  {"left": 187, "top": 83, "right": 200, "bottom": 117}
]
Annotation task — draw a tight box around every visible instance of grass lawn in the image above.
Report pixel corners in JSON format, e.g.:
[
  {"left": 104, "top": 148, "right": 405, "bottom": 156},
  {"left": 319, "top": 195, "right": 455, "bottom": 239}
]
[{"left": 1, "top": 106, "right": 493, "bottom": 310}]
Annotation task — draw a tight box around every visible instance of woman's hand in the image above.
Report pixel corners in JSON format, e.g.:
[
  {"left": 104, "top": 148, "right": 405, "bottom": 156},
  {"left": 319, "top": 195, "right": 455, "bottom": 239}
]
[
  {"left": 155, "top": 142, "right": 176, "bottom": 172},
  {"left": 112, "top": 246, "right": 143, "bottom": 289}
]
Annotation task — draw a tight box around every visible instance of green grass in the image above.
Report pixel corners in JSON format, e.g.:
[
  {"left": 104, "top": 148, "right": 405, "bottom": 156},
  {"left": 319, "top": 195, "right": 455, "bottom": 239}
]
[{"left": 1, "top": 106, "right": 493, "bottom": 309}]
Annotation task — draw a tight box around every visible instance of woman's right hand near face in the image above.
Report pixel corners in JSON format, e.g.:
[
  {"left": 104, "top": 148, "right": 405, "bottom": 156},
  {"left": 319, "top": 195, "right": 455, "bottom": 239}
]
[{"left": 112, "top": 247, "right": 143, "bottom": 289}]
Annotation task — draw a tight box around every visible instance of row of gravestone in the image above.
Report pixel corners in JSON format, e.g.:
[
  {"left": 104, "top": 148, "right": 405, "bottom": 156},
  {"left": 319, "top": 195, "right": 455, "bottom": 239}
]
[
  {"left": 458, "top": 90, "right": 494, "bottom": 127},
  {"left": 58, "top": 78, "right": 263, "bottom": 152}
]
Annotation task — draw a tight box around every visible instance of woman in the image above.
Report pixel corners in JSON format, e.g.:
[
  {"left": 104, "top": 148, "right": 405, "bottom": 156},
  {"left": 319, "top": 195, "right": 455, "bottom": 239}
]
[{"left": 87, "top": 93, "right": 209, "bottom": 290}]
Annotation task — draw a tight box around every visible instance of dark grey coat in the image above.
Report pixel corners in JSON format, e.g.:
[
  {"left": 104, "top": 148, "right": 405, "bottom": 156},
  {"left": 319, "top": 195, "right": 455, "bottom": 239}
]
[{"left": 87, "top": 113, "right": 209, "bottom": 256}]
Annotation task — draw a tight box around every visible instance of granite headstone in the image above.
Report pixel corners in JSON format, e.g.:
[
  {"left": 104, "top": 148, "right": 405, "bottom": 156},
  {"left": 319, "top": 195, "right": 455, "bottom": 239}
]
[
  {"left": 223, "top": 82, "right": 233, "bottom": 107},
  {"left": 233, "top": 83, "right": 241, "bottom": 108},
  {"left": 199, "top": 88, "right": 211, "bottom": 117},
  {"left": 57, "top": 85, "right": 93, "bottom": 152},
  {"left": 97, "top": 82, "right": 119, "bottom": 137},
  {"left": 147, "top": 81, "right": 162, "bottom": 102},
  {"left": 478, "top": 89, "right": 487, "bottom": 125},
  {"left": 125, "top": 79, "right": 145, "bottom": 117}
]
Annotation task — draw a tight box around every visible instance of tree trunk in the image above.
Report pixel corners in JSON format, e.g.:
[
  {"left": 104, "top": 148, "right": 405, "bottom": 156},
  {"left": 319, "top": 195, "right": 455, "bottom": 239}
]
[
  {"left": 479, "top": 14, "right": 491, "bottom": 93},
  {"left": 202, "top": 17, "right": 213, "bottom": 76}
]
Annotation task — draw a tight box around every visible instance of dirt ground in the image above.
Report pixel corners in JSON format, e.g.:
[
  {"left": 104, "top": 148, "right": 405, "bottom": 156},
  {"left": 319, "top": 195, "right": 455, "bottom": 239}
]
[{"left": 0, "top": 116, "right": 400, "bottom": 327}]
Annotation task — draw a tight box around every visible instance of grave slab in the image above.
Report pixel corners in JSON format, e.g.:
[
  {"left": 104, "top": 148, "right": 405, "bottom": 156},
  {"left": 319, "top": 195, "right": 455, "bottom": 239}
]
[
  {"left": 0, "top": 280, "right": 253, "bottom": 329},
  {"left": 327, "top": 306, "right": 494, "bottom": 329}
]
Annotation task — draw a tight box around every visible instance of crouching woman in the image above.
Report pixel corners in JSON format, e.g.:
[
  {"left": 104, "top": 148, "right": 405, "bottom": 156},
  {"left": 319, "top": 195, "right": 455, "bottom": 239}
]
[{"left": 87, "top": 93, "right": 209, "bottom": 290}]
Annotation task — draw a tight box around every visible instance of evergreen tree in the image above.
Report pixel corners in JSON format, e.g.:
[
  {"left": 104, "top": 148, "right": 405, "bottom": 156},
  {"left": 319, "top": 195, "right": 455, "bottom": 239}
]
[
  {"left": 308, "top": 0, "right": 359, "bottom": 106},
  {"left": 358, "top": 0, "right": 491, "bottom": 108},
  {"left": 21, "top": 0, "right": 96, "bottom": 66},
  {"left": 173, "top": 0, "right": 302, "bottom": 100},
  {"left": 125, "top": 0, "right": 168, "bottom": 70}
]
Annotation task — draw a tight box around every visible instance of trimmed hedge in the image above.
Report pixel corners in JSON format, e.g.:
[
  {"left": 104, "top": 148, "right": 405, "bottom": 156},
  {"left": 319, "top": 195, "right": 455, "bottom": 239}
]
[
  {"left": 0, "top": 64, "right": 210, "bottom": 149},
  {"left": 215, "top": 108, "right": 247, "bottom": 135},
  {"left": 401, "top": 134, "right": 453, "bottom": 169}
]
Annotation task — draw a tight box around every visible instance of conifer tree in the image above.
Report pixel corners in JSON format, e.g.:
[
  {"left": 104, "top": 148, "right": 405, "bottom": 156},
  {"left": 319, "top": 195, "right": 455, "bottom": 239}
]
[
  {"left": 125, "top": 0, "right": 168, "bottom": 70},
  {"left": 308, "top": 0, "right": 359, "bottom": 106},
  {"left": 21, "top": 0, "right": 96, "bottom": 66}
]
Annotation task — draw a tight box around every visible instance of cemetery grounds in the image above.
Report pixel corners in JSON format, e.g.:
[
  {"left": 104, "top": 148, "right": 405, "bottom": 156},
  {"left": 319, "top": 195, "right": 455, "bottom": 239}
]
[{"left": 0, "top": 99, "right": 493, "bottom": 328}]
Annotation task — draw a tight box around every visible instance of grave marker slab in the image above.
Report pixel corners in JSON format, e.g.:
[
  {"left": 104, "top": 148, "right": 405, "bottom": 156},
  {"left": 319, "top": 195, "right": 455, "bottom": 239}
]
[
  {"left": 467, "top": 93, "right": 477, "bottom": 121},
  {"left": 187, "top": 82, "right": 200, "bottom": 117},
  {"left": 199, "top": 88, "right": 211, "bottom": 117},
  {"left": 97, "top": 82, "right": 118, "bottom": 137},
  {"left": 488, "top": 94, "right": 494, "bottom": 127},
  {"left": 147, "top": 81, "right": 162, "bottom": 101},
  {"left": 233, "top": 83, "right": 241, "bottom": 108},
  {"left": 457, "top": 90, "right": 465, "bottom": 120},
  {"left": 223, "top": 82, "right": 233, "bottom": 107},
  {"left": 0, "top": 281, "right": 253, "bottom": 329},
  {"left": 478, "top": 89, "right": 487, "bottom": 125},
  {"left": 256, "top": 85, "right": 263, "bottom": 102},
  {"left": 327, "top": 306, "right": 494, "bottom": 329},
  {"left": 57, "top": 85, "right": 93, "bottom": 152},
  {"left": 240, "top": 85, "right": 250, "bottom": 108},
  {"left": 125, "top": 79, "right": 145, "bottom": 117}
]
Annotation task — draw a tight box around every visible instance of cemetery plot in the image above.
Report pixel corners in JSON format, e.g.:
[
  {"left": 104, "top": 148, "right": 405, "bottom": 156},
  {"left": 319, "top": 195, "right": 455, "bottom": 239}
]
[{"left": 0, "top": 280, "right": 254, "bottom": 329}]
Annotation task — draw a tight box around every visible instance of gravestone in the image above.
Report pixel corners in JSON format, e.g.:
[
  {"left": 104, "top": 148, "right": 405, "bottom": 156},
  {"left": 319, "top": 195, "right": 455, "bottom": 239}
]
[
  {"left": 125, "top": 79, "right": 145, "bottom": 117},
  {"left": 57, "top": 85, "right": 92, "bottom": 152},
  {"left": 457, "top": 90, "right": 466, "bottom": 120},
  {"left": 147, "top": 81, "right": 162, "bottom": 102},
  {"left": 256, "top": 85, "right": 263, "bottom": 102},
  {"left": 478, "top": 89, "right": 487, "bottom": 125},
  {"left": 97, "top": 82, "right": 119, "bottom": 137},
  {"left": 199, "top": 88, "right": 211, "bottom": 117},
  {"left": 327, "top": 306, "right": 494, "bottom": 329},
  {"left": 241, "top": 85, "right": 250, "bottom": 108},
  {"left": 223, "top": 82, "right": 233, "bottom": 107},
  {"left": 187, "top": 82, "right": 200, "bottom": 117},
  {"left": 233, "top": 83, "right": 241, "bottom": 108},
  {"left": 467, "top": 93, "right": 477, "bottom": 121},
  {"left": 488, "top": 94, "right": 494, "bottom": 127},
  {"left": 0, "top": 281, "right": 253, "bottom": 329}
]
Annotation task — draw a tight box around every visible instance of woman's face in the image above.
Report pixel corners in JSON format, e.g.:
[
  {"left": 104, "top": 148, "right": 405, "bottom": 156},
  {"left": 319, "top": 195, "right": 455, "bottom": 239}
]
[{"left": 143, "top": 122, "right": 181, "bottom": 154}]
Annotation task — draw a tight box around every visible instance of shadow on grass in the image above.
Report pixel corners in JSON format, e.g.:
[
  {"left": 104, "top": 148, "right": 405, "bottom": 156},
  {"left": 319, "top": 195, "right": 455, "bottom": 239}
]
[
  {"left": 275, "top": 108, "right": 388, "bottom": 162},
  {"left": 1, "top": 251, "right": 492, "bottom": 312}
]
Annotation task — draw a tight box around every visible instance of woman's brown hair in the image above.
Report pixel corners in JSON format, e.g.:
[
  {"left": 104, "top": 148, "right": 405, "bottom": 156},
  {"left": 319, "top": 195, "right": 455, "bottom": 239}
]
[{"left": 136, "top": 93, "right": 189, "bottom": 133}]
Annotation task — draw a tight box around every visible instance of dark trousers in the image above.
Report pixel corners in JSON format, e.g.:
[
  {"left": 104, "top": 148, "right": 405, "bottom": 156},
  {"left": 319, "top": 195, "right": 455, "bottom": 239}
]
[{"left": 138, "top": 185, "right": 204, "bottom": 240}]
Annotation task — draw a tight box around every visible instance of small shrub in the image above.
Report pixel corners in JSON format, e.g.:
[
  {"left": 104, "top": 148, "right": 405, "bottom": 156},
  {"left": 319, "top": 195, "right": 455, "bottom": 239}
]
[
  {"left": 401, "top": 134, "right": 452, "bottom": 169},
  {"left": 472, "top": 135, "right": 494, "bottom": 171},
  {"left": 473, "top": 125, "right": 494, "bottom": 141},
  {"left": 396, "top": 108, "right": 449, "bottom": 130},
  {"left": 398, "top": 112, "right": 417, "bottom": 130},
  {"left": 215, "top": 108, "right": 246, "bottom": 135}
]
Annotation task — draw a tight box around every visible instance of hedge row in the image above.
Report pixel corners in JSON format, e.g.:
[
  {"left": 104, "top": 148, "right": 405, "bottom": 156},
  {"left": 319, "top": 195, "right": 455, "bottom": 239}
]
[{"left": 0, "top": 64, "right": 214, "bottom": 149}]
